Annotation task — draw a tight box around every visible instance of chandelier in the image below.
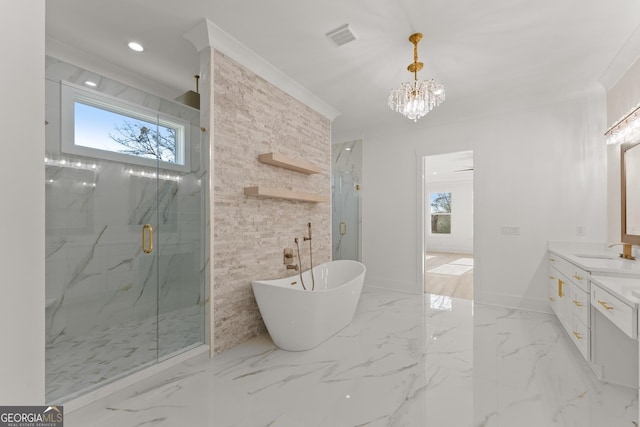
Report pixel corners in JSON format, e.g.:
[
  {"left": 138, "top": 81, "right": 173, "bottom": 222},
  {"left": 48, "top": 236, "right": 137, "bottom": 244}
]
[{"left": 388, "top": 33, "right": 445, "bottom": 122}]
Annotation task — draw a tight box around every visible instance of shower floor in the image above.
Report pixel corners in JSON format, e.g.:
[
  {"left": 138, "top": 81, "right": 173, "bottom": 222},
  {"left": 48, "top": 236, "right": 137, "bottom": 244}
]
[{"left": 45, "top": 305, "right": 203, "bottom": 402}]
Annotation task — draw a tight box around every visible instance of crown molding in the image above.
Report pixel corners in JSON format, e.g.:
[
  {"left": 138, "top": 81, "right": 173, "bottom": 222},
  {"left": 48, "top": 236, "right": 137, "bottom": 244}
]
[
  {"left": 184, "top": 19, "right": 340, "bottom": 121},
  {"left": 599, "top": 23, "right": 640, "bottom": 90}
]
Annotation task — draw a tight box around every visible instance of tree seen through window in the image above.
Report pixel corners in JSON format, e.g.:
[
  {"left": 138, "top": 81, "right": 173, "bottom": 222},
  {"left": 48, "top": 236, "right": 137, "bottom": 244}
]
[{"left": 430, "top": 192, "right": 451, "bottom": 234}]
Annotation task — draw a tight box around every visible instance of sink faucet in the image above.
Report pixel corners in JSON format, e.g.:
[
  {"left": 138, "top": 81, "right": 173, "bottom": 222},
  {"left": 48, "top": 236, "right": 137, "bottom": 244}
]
[{"left": 608, "top": 243, "right": 636, "bottom": 260}]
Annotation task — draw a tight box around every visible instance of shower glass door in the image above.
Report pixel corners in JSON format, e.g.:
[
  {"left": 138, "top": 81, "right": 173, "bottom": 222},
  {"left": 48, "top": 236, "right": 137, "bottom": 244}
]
[
  {"left": 45, "top": 57, "right": 205, "bottom": 402},
  {"left": 332, "top": 171, "right": 360, "bottom": 260},
  {"left": 332, "top": 140, "right": 362, "bottom": 261}
]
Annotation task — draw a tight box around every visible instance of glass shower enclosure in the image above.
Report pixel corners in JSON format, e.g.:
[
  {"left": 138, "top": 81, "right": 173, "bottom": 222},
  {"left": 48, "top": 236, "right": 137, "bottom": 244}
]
[
  {"left": 332, "top": 140, "right": 362, "bottom": 261},
  {"left": 44, "top": 57, "right": 207, "bottom": 402}
]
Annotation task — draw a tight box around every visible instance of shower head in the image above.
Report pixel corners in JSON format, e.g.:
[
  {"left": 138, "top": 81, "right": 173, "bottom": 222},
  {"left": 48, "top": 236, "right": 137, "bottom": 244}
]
[{"left": 174, "top": 75, "right": 200, "bottom": 110}]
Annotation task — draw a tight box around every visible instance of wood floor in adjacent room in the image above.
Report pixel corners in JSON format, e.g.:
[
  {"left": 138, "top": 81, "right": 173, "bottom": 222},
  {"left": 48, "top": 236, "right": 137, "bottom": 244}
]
[{"left": 425, "top": 252, "right": 474, "bottom": 300}]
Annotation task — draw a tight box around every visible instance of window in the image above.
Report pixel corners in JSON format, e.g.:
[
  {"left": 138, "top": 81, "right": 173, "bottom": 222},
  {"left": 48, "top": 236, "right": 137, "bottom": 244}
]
[
  {"left": 61, "top": 82, "right": 190, "bottom": 171},
  {"left": 430, "top": 192, "right": 451, "bottom": 234}
]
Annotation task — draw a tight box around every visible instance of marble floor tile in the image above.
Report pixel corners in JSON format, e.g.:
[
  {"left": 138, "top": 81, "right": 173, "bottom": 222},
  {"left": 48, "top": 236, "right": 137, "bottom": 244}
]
[
  {"left": 66, "top": 287, "right": 638, "bottom": 427},
  {"left": 46, "top": 305, "right": 203, "bottom": 402}
]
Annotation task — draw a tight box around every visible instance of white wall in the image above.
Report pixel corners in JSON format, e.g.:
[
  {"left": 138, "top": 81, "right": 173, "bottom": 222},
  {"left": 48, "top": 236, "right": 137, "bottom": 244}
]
[
  {"left": 362, "top": 85, "right": 607, "bottom": 312},
  {"left": 0, "top": 0, "right": 45, "bottom": 403},
  {"left": 425, "top": 180, "right": 473, "bottom": 254}
]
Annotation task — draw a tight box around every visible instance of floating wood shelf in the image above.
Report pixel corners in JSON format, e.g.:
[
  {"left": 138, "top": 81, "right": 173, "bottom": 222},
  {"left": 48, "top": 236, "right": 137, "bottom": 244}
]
[
  {"left": 244, "top": 186, "right": 329, "bottom": 203},
  {"left": 258, "top": 153, "right": 322, "bottom": 175}
]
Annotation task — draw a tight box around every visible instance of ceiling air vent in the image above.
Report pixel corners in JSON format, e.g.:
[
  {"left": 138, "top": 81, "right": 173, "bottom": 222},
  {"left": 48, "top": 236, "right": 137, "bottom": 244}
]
[{"left": 326, "top": 24, "right": 357, "bottom": 47}]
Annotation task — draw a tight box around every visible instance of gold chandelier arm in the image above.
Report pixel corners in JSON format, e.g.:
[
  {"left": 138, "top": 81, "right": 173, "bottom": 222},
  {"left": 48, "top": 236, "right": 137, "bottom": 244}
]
[{"left": 407, "top": 33, "right": 424, "bottom": 82}]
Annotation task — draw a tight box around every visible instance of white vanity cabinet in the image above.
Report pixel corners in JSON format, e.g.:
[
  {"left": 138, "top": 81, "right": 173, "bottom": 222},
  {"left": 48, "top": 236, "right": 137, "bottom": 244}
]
[
  {"left": 592, "top": 282, "right": 637, "bottom": 339},
  {"left": 589, "top": 275, "right": 639, "bottom": 388},
  {"left": 548, "top": 243, "right": 640, "bottom": 389},
  {"left": 548, "top": 253, "right": 590, "bottom": 360}
]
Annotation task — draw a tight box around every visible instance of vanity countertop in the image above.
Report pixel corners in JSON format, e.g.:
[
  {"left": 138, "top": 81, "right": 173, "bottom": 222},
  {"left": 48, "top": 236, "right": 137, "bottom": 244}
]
[
  {"left": 590, "top": 275, "right": 640, "bottom": 308},
  {"left": 548, "top": 242, "right": 640, "bottom": 278}
]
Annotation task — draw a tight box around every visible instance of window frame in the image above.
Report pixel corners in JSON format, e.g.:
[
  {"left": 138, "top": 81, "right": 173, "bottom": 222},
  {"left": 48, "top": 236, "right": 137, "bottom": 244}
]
[{"left": 60, "top": 81, "right": 191, "bottom": 172}]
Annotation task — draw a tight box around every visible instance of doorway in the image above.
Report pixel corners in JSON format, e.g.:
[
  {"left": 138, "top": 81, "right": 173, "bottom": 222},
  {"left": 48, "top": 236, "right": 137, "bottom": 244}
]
[{"left": 421, "top": 151, "right": 474, "bottom": 300}]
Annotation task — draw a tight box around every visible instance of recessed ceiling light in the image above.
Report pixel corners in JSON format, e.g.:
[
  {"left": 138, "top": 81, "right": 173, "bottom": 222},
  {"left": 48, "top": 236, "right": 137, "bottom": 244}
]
[
  {"left": 84, "top": 81, "right": 97, "bottom": 87},
  {"left": 128, "top": 41, "right": 144, "bottom": 52},
  {"left": 432, "top": 172, "right": 438, "bottom": 175},
  {"left": 345, "top": 147, "right": 351, "bottom": 151}
]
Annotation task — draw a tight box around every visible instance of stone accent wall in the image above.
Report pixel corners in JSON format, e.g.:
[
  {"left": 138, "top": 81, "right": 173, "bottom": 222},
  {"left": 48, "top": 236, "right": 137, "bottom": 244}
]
[{"left": 213, "top": 51, "right": 331, "bottom": 353}]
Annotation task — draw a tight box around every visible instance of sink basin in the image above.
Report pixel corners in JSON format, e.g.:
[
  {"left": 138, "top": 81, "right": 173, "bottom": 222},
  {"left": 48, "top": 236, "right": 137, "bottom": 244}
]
[{"left": 574, "top": 253, "right": 620, "bottom": 260}]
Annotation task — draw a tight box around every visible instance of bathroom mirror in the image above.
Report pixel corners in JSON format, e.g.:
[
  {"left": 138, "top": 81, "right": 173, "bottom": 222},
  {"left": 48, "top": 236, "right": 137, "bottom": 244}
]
[{"left": 621, "top": 141, "right": 640, "bottom": 244}]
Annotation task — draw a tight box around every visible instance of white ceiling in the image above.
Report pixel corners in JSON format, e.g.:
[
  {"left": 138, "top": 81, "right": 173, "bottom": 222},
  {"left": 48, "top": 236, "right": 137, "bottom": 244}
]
[{"left": 46, "top": 0, "right": 640, "bottom": 142}]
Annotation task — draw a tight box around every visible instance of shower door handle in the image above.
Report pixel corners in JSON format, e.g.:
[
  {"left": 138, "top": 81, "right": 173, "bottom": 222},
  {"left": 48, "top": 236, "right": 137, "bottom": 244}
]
[
  {"left": 340, "top": 221, "right": 347, "bottom": 236},
  {"left": 142, "top": 224, "right": 153, "bottom": 254}
]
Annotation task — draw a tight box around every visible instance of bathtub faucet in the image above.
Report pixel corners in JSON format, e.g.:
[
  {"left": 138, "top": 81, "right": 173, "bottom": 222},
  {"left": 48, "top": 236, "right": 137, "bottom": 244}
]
[
  {"left": 306, "top": 223, "right": 315, "bottom": 290},
  {"left": 294, "top": 224, "right": 316, "bottom": 291},
  {"left": 294, "top": 238, "right": 307, "bottom": 290}
]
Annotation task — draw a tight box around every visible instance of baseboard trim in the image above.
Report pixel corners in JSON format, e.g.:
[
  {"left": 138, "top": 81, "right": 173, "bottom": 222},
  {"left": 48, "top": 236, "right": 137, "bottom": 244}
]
[
  {"left": 365, "top": 276, "right": 422, "bottom": 294},
  {"left": 474, "top": 291, "right": 552, "bottom": 314}
]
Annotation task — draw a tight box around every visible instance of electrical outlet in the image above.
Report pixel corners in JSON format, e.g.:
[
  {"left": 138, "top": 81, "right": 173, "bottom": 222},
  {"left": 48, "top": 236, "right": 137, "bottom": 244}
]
[
  {"left": 576, "top": 225, "right": 586, "bottom": 237},
  {"left": 500, "top": 226, "right": 520, "bottom": 235}
]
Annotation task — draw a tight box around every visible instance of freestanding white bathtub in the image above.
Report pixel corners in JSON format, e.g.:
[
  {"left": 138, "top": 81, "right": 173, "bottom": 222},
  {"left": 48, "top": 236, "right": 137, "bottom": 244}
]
[{"left": 252, "top": 260, "right": 366, "bottom": 351}]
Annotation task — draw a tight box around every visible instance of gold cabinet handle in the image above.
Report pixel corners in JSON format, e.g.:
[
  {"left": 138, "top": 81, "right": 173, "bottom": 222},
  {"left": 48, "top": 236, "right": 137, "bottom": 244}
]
[
  {"left": 597, "top": 300, "right": 614, "bottom": 311},
  {"left": 558, "top": 279, "right": 564, "bottom": 297},
  {"left": 549, "top": 297, "right": 556, "bottom": 302},
  {"left": 142, "top": 224, "right": 153, "bottom": 254},
  {"left": 573, "top": 274, "right": 583, "bottom": 281},
  {"left": 340, "top": 221, "right": 347, "bottom": 236},
  {"left": 573, "top": 331, "right": 583, "bottom": 340},
  {"left": 573, "top": 300, "right": 583, "bottom": 307}
]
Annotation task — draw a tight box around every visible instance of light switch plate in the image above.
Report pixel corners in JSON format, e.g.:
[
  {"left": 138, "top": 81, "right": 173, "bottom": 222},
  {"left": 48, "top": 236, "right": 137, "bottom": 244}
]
[{"left": 500, "top": 226, "right": 520, "bottom": 235}]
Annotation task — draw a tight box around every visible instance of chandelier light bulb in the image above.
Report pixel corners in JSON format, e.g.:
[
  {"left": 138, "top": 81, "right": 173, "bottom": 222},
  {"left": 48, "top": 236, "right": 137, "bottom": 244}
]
[{"left": 388, "top": 33, "right": 445, "bottom": 122}]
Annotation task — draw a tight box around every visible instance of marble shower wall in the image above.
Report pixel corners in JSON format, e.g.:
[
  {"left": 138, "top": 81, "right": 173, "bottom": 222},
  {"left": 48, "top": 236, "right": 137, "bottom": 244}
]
[
  {"left": 44, "top": 57, "right": 207, "bottom": 347},
  {"left": 213, "top": 51, "right": 331, "bottom": 353},
  {"left": 332, "top": 140, "right": 362, "bottom": 175},
  {"left": 332, "top": 140, "right": 362, "bottom": 261}
]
